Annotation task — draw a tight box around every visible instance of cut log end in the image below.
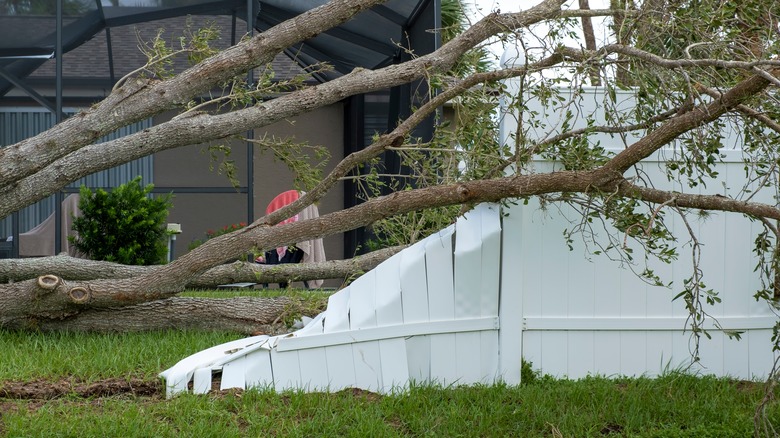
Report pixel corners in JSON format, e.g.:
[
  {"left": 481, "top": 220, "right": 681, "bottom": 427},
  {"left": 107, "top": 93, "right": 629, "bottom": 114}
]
[
  {"left": 68, "top": 287, "right": 91, "bottom": 304},
  {"left": 37, "top": 274, "right": 62, "bottom": 290}
]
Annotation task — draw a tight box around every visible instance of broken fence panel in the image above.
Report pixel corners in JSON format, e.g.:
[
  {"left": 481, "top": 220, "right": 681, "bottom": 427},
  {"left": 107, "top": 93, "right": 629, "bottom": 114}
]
[{"left": 161, "top": 204, "right": 511, "bottom": 395}]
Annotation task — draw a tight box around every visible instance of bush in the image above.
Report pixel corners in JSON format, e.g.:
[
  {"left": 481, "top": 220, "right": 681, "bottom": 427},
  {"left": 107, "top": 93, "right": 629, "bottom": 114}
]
[
  {"left": 521, "top": 359, "right": 542, "bottom": 385},
  {"left": 70, "top": 177, "right": 173, "bottom": 265},
  {"left": 188, "top": 222, "right": 246, "bottom": 251}
]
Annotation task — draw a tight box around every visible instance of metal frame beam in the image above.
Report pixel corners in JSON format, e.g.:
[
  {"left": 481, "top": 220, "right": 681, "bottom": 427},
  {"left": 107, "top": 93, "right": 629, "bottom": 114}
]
[
  {"left": 0, "top": 67, "right": 56, "bottom": 112},
  {"left": 103, "top": 0, "right": 243, "bottom": 27},
  {"left": 369, "top": 5, "right": 407, "bottom": 27},
  {"left": 246, "top": 0, "right": 256, "bottom": 229},
  {"left": 256, "top": 3, "right": 398, "bottom": 58},
  {"left": 54, "top": 0, "right": 64, "bottom": 254}
]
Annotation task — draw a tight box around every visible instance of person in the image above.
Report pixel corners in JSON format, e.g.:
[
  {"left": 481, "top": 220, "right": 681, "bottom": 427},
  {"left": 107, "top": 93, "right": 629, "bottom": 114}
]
[
  {"left": 256, "top": 246, "right": 305, "bottom": 289},
  {"left": 255, "top": 191, "right": 325, "bottom": 288}
]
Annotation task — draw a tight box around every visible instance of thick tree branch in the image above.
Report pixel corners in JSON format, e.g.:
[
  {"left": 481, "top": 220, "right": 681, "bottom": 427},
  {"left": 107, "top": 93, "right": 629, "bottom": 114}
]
[
  {"left": 0, "top": 0, "right": 391, "bottom": 190},
  {"left": 262, "top": 52, "right": 569, "bottom": 229},
  {"left": 11, "top": 168, "right": 780, "bottom": 322},
  {"left": 560, "top": 8, "right": 629, "bottom": 18},
  {"left": 1, "top": 296, "right": 307, "bottom": 334},
  {"left": 602, "top": 71, "right": 776, "bottom": 176},
  {"left": 615, "top": 180, "right": 780, "bottom": 220},
  {"left": 697, "top": 85, "right": 780, "bottom": 134},
  {"left": 0, "top": 245, "right": 404, "bottom": 286},
  {"left": 9, "top": 169, "right": 592, "bottom": 313},
  {"left": 0, "top": 0, "right": 567, "bottom": 219},
  {"left": 0, "top": 256, "right": 145, "bottom": 283},
  {"left": 578, "top": 0, "right": 602, "bottom": 85}
]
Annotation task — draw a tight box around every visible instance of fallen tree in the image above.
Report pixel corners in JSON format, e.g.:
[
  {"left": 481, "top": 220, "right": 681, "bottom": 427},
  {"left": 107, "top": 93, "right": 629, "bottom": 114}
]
[
  {"left": 0, "top": 0, "right": 574, "bottom": 331},
  {"left": 0, "top": 0, "right": 778, "bottom": 350},
  {"left": 0, "top": 245, "right": 405, "bottom": 287}
]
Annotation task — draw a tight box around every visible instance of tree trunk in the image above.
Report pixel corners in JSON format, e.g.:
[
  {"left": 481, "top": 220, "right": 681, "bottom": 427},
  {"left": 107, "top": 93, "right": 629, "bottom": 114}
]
[
  {"left": 0, "top": 296, "right": 309, "bottom": 334},
  {"left": 0, "top": 245, "right": 404, "bottom": 286},
  {"left": 0, "top": 247, "right": 403, "bottom": 333}
]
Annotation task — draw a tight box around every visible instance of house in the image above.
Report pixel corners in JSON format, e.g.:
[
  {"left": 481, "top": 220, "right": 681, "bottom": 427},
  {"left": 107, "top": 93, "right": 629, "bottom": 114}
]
[{"left": 0, "top": 0, "right": 441, "bottom": 265}]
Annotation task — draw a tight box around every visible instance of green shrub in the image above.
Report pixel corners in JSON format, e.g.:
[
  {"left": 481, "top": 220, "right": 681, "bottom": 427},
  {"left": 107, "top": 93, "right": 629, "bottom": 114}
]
[
  {"left": 521, "top": 359, "right": 541, "bottom": 385},
  {"left": 70, "top": 177, "right": 173, "bottom": 265}
]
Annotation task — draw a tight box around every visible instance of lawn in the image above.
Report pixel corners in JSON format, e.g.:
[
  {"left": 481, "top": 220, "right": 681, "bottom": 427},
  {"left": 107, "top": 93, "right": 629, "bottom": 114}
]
[{"left": 0, "top": 290, "right": 777, "bottom": 437}]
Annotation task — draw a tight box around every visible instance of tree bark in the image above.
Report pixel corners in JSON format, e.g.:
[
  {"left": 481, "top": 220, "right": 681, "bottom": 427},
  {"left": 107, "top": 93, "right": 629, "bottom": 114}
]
[
  {"left": 0, "top": 245, "right": 404, "bottom": 286},
  {"left": 0, "top": 0, "right": 568, "bottom": 219},
  {"left": 578, "top": 0, "right": 601, "bottom": 85},
  {"left": 0, "top": 296, "right": 309, "bottom": 334}
]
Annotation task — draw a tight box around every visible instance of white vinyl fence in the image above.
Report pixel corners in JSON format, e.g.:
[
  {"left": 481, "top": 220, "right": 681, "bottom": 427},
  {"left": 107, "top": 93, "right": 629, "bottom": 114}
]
[
  {"left": 161, "top": 195, "right": 776, "bottom": 396},
  {"left": 498, "top": 56, "right": 777, "bottom": 379},
  {"left": 504, "top": 164, "right": 777, "bottom": 379}
]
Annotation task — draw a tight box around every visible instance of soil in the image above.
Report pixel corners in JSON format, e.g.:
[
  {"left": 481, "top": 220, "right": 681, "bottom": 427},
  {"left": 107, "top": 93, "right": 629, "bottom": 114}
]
[
  {"left": 0, "top": 326, "right": 296, "bottom": 407},
  {"left": 0, "top": 376, "right": 382, "bottom": 404},
  {"left": 0, "top": 377, "right": 161, "bottom": 400},
  {"left": 0, "top": 377, "right": 163, "bottom": 435}
]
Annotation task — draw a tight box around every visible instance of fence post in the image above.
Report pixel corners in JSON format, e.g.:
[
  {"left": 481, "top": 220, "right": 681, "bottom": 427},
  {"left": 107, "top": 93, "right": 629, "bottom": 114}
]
[{"left": 498, "top": 203, "right": 524, "bottom": 384}]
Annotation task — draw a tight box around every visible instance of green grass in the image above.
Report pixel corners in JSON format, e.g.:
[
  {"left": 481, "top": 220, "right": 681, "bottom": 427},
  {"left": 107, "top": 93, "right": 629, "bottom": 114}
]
[
  {"left": 2, "top": 374, "right": 775, "bottom": 437},
  {"left": 1, "top": 326, "right": 778, "bottom": 437},
  {"left": 0, "top": 329, "right": 241, "bottom": 381}
]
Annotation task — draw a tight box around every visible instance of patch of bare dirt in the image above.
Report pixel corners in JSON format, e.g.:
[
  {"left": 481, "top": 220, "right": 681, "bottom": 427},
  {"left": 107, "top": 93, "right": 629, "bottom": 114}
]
[
  {"left": 600, "top": 422, "right": 624, "bottom": 435},
  {"left": 336, "top": 387, "right": 382, "bottom": 402},
  {"left": 0, "top": 377, "right": 161, "bottom": 400},
  {"left": 732, "top": 379, "right": 763, "bottom": 392},
  {"left": 0, "top": 400, "right": 20, "bottom": 417}
]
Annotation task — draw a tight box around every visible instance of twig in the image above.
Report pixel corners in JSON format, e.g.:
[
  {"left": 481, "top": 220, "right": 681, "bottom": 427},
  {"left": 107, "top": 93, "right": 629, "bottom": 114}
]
[
  {"left": 758, "top": 217, "right": 779, "bottom": 239},
  {"left": 752, "top": 67, "right": 780, "bottom": 88},
  {"left": 645, "top": 196, "right": 677, "bottom": 237},
  {"left": 113, "top": 51, "right": 192, "bottom": 92}
]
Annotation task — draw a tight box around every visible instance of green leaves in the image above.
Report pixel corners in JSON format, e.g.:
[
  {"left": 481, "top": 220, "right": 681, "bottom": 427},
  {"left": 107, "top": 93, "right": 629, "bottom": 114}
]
[
  {"left": 70, "top": 176, "right": 173, "bottom": 265},
  {"left": 250, "top": 135, "right": 331, "bottom": 192}
]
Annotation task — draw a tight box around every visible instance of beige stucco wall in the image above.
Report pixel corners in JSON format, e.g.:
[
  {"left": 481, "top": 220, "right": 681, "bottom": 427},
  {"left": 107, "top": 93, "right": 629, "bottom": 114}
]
[{"left": 153, "top": 103, "right": 345, "bottom": 278}]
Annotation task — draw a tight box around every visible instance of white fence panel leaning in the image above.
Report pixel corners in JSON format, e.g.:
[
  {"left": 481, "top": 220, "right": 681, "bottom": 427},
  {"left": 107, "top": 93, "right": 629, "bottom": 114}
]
[{"left": 161, "top": 204, "right": 506, "bottom": 397}]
